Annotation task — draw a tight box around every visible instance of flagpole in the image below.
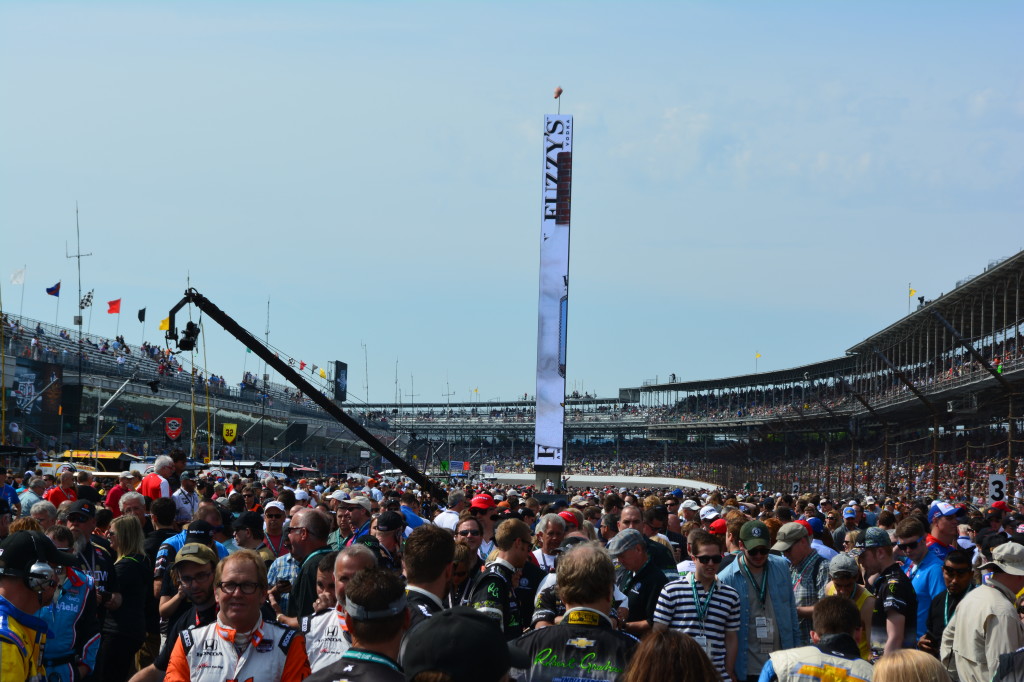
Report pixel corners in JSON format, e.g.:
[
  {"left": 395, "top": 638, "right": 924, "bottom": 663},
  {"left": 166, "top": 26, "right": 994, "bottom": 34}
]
[
  {"left": 54, "top": 284, "right": 60, "bottom": 325},
  {"left": 908, "top": 282, "right": 912, "bottom": 315},
  {"left": 139, "top": 312, "right": 145, "bottom": 349},
  {"left": 116, "top": 308, "right": 121, "bottom": 337},
  {"left": 18, "top": 265, "right": 25, "bottom": 318}
]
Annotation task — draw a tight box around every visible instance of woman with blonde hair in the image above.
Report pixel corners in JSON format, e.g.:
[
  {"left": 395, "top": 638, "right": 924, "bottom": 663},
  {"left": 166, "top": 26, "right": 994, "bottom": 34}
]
[
  {"left": 873, "top": 649, "right": 952, "bottom": 682},
  {"left": 620, "top": 629, "right": 721, "bottom": 682},
  {"left": 97, "top": 514, "right": 150, "bottom": 681}
]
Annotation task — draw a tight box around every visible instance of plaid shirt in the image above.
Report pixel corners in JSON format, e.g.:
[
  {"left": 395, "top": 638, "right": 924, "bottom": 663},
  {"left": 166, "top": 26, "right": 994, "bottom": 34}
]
[
  {"left": 267, "top": 552, "right": 302, "bottom": 615},
  {"left": 791, "top": 551, "right": 829, "bottom": 644}
]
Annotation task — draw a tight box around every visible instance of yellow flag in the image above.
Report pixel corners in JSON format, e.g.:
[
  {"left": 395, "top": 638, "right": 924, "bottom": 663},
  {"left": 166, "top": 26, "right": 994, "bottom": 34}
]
[
  {"left": 319, "top": 368, "right": 326, "bottom": 379},
  {"left": 755, "top": 353, "right": 762, "bottom": 359},
  {"left": 222, "top": 423, "right": 238, "bottom": 444},
  {"left": 159, "top": 317, "right": 169, "bottom": 331},
  {"left": 909, "top": 288, "right": 917, "bottom": 298}
]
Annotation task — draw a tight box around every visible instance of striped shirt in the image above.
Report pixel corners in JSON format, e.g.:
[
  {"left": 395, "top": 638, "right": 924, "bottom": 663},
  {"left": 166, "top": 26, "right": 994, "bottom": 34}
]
[{"left": 653, "top": 575, "right": 740, "bottom": 680}]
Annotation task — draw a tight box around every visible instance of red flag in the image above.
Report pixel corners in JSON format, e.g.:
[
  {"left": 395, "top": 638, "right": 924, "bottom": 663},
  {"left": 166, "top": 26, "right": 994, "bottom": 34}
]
[
  {"left": 107, "top": 299, "right": 122, "bottom": 314},
  {"left": 463, "top": 461, "right": 471, "bottom": 471},
  {"left": 299, "top": 361, "right": 306, "bottom": 371}
]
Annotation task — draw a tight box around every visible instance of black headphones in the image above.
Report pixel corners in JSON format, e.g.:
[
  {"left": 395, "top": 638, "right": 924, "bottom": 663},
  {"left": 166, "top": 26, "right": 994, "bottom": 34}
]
[{"left": 0, "top": 534, "right": 59, "bottom": 593}]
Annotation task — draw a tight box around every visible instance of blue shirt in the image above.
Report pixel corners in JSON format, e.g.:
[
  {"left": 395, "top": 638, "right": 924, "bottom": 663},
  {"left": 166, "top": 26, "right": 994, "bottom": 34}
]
[
  {"left": 905, "top": 551, "right": 946, "bottom": 638},
  {"left": 0, "top": 484, "right": 19, "bottom": 511}
]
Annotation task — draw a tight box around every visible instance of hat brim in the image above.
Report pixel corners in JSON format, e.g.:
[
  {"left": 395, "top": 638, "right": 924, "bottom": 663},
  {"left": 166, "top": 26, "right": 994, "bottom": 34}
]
[
  {"left": 771, "top": 539, "right": 797, "bottom": 552},
  {"left": 980, "top": 560, "right": 1024, "bottom": 576},
  {"left": 742, "top": 538, "right": 770, "bottom": 550}
]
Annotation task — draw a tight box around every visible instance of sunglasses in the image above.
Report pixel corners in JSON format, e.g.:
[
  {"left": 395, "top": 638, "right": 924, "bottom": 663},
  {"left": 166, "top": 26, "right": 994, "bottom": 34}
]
[
  {"left": 695, "top": 554, "right": 724, "bottom": 565},
  {"left": 457, "top": 529, "right": 481, "bottom": 537},
  {"left": 897, "top": 540, "right": 920, "bottom": 551},
  {"left": 943, "top": 566, "right": 971, "bottom": 576},
  {"left": 747, "top": 548, "right": 769, "bottom": 557},
  {"left": 265, "top": 514, "right": 284, "bottom": 519}
]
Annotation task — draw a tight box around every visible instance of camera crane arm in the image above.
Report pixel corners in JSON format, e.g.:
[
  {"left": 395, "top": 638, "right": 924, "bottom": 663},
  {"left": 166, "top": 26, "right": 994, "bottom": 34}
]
[{"left": 166, "top": 288, "right": 446, "bottom": 502}]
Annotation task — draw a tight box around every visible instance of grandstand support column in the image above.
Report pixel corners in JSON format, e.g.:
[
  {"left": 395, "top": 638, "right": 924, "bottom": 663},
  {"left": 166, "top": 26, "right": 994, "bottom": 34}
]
[
  {"left": 849, "top": 443, "right": 855, "bottom": 498},
  {"left": 824, "top": 444, "right": 830, "bottom": 498},
  {"left": 932, "top": 415, "right": 940, "bottom": 498},
  {"left": 1010, "top": 396, "right": 1017, "bottom": 490},
  {"left": 883, "top": 428, "right": 890, "bottom": 501}
]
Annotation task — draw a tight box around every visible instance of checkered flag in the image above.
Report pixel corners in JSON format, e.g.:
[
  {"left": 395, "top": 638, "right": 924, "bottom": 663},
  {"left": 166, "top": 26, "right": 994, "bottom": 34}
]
[{"left": 79, "top": 290, "right": 94, "bottom": 310}]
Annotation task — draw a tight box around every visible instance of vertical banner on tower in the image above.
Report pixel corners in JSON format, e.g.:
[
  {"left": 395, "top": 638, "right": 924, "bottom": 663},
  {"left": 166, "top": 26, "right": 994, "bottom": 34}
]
[
  {"left": 534, "top": 114, "right": 572, "bottom": 469},
  {"left": 333, "top": 361, "right": 348, "bottom": 403}
]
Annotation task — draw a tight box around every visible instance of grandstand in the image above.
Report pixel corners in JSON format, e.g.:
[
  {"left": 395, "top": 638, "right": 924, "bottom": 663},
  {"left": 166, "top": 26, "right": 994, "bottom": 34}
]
[{"left": 2, "top": 250, "right": 1022, "bottom": 497}]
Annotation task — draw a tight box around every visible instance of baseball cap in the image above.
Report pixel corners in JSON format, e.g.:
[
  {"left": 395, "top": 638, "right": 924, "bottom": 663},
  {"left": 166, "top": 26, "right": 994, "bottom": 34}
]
[
  {"left": 376, "top": 511, "right": 405, "bottom": 533},
  {"left": 807, "top": 517, "right": 824, "bottom": 534},
  {"left": 771, "top": 522, "right": 808, "bottom": 552},
  {"left": 796, "top": 520, "right": 814, "bottom": 537},
  {"left": 699, "top": 505, "right": 719, "bottom": 521},
  {"left": 185, "top": 520, "right": 216, "bottom": 544},
  {"left": 68, "top": 501, "right": 97, "bottom": 520},
  {"left": 928, "top": 502, "right": 964, "bottom": 524},
  {"left": 829, "top": 553, "right": 858, "bottom": 577},
  {"left": 0, "top": 531, "right": 76, "bottom": 577},
  {"left": 264, "top": 501, "right": 286, "bottom": 514},
  {"left": 864, "top": 496, "right": 875, "bottom": 505},
  {"left": 339, "top": 497, "right": 372, "bottom": 512},
  {"left": 173, "top": 542, "right": 218, "bottom": 569},
  {"left": 863, "top": 527, "right": 893, "bottom": 548},
  {"left": 232, "top": 511, "right": 264, "bottom": 533},
  {"left": 681, "top": 500, "right": 701, "bottom": 511},
  {"left": 842, "top": 507, "right": 856, "bottom": 519},
  {"left": 402, "top": 607, "right": 530, "bottom": 682},
  {"left": 330, "top": 490, "right": 350, "bottom": 502},
  {"left": 709, "top": 518, "right": 727, "bottom": 535},
  {"left": 294, "top": 490, "right": 310, "bottom": 501},
  {"left": 570, "top": 495, "right": 586, "bottom": 507},
  {"left": 180, "top": 471, "right": 195, "bottom": 481},
  {"left": 740, "top": 520, "right": 771, "bottom": 549},
  {"left": 470, "top": 494, "right": 496, "bottom": 510},
  {"left": 606, "top": 529, "right": 644, "bottom": 557},
  {"left": 980, "top": 541, "right": 1024, "bottom": 576},
  {"left": 992, "top": 500, "right": 1012, "bottom": 514},
  {"left": 558, "top": 511, "right": 579, "bottom": 528}
]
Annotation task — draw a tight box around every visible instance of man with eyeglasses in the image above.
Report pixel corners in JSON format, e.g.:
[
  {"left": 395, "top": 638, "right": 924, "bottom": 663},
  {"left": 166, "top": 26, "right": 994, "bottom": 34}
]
[
  {"left": 773, "top": 522, "right": 829, "bottom": 646},
  {"left": 165, "top": 549, "right": 311, "bottom": 682},
  {"left": 337, "top": 497, "right": 373, "bottom": 547},
  {"left": 919, "top": 548, "right": 973, "bottom": 657},
  {"left": 469, "top": 494, "right": 500, "bottom": 557},
  {"left": 132, "top": 543, "right": 220, "bottom": 682},
  {"left": 263, "top": 501, "right": 287, "bottom": 558},
  {"left": 653, "top": 529, "right": 740, "bottom": 682},
  {"left": 281, "top": 508, "right": 332, "bottom": 625},
  {"left": 895, "top": 516, "right": 945, "bottom": 640},
  {"left": 719, "top": 520, "right": 800, "bottom": 682}
]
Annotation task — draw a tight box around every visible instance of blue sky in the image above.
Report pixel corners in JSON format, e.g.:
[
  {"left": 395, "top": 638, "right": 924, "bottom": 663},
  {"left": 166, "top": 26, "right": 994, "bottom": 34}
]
[{"left": 2, "top": 1, "right": 1021, "bottom": 404}]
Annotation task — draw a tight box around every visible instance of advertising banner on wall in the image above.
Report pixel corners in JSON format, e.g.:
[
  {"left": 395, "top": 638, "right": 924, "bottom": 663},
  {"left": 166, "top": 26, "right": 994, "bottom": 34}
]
[
  {"left": 334, "top": 361, "right": 348, "bottom": 403},
  {"left": 534, "top": 114, "right": 573, "bottom": 469}
]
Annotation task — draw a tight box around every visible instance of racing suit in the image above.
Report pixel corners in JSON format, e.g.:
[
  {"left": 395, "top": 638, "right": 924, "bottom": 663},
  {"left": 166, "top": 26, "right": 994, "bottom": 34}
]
[
  {"left": 299, "top": 604, "right": 351, "bottom": 672},
  {"left": 0, "top": 593, "right": 49, "bottom": 682},
  {"left": 512, "top": 607, "right": 639, "bottom": 681},
  {"left": 466, "top": 558, "right": 524, "bottom": 640},
  {"left": 165, "top": 615, "right": 310, "bottom": 682},
  {"left": 35, "top": 567, "right": 100, "bottom": 682}
]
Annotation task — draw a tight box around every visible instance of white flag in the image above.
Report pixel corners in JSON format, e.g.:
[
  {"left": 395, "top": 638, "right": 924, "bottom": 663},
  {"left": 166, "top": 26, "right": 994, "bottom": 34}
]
[{"left": 10, "top": 268, "right": 25, "bottom": 285}]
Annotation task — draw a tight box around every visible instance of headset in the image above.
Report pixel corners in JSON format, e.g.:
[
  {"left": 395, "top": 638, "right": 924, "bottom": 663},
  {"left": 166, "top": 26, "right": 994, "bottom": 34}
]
[{"left": 0, "top": 534, "right": 59, "bottom": 594}]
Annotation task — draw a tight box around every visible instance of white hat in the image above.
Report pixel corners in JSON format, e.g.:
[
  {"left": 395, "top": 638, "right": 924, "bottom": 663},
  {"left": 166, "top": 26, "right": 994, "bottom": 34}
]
[
  {"left": 295, "top": 490, "right": 310, "bottom": 501},
  {"left": 699, "top": 505, "right": 720, "bottom": 521},
  {"left": 981, "top": 542, "right": 1024, "bottom": 576},
  {"left": 264, "top": 501, "right": 286, "bottom": 513},
  {"left": 681, "top": 500, "right": 701, "bottom": 511},
  {"left": 330, "top": 490, "right": 349, "bottom": 502}
]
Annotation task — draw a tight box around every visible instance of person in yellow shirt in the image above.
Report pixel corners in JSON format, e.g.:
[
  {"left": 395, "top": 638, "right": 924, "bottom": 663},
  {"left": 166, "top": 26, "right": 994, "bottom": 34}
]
[
  {"left": 0, "top": 530, "right": 76, "bottom": 681},
  {"left": 823, "top": 552, "right": 874, "bottom": 660}
]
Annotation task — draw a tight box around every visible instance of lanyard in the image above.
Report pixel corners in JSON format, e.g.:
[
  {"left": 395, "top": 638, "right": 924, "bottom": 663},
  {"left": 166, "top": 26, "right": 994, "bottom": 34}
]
[
  {"left": 793, "top": 554, "right": 819, "bottom": 589},
  {"left": 689, "top": 575, "right": 717, "bottom": 625},
  {"left": 266, "top": 534, "right": 284, "bottom": 557},
  {"left": 740, "top": 557, "right": 767, "bottom": 607},
  {"left": 342, "top": 649, "right": 401, "bottom": 672},
  {"left": 943, "top": 586, "right": 972, "bottom": 627}
]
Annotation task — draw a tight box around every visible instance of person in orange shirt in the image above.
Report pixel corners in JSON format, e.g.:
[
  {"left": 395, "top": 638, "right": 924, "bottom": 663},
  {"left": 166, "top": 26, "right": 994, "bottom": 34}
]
[
  {"left": 165, "top": 549, "right": 310, "bottom": 682},
  {"left": 43, "top": 471, "right": 78, "bottom": 506}
]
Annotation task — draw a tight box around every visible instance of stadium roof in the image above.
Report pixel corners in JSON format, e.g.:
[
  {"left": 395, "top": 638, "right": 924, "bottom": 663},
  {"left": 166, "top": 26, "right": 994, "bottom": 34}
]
[
  {"left": 635, "top": 355, "right": 856, "bottom": 393},
  {"left": 847, "top": 249, "right": 1024, "bottom": 355}
]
